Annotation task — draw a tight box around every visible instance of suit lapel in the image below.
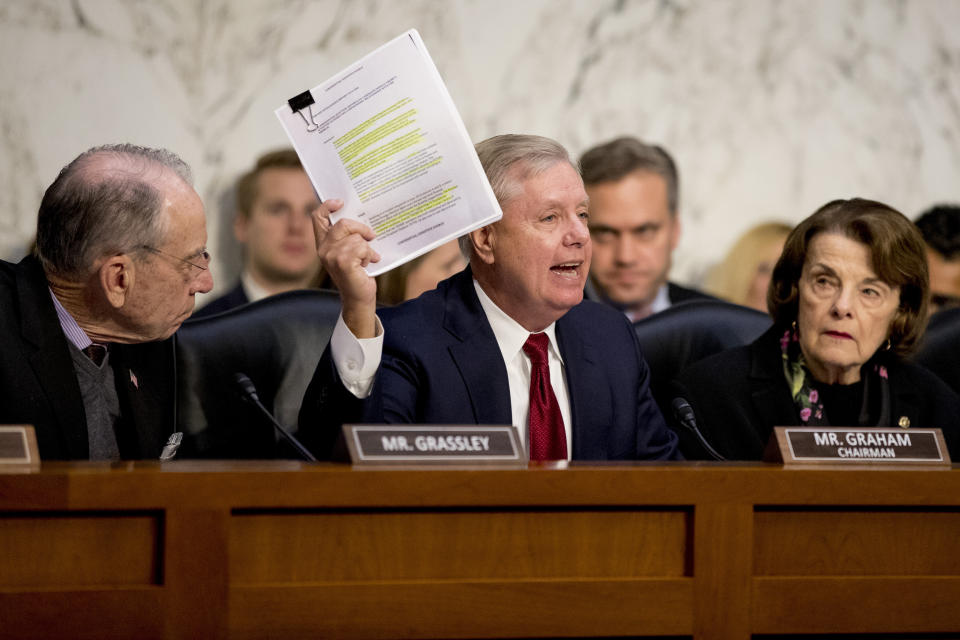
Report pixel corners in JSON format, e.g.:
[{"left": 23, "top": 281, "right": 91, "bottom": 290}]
[
  {"left": 749, "top": 329, "right": 799, "bottom": 436},
  {"left": 556, "top": 314, "right": 607, "bottom": 459},
  {"left": 112, "top": 341, "right": 173, "bottom": 459},
  {"left": 443, "top": 269, "right": 512, "bottom": 426},
  {"left": 889, "top": 369, "right": 922, "bottom": 429},
  {"left": 17, "top": 259, "right": 89, "bottom": 458}
]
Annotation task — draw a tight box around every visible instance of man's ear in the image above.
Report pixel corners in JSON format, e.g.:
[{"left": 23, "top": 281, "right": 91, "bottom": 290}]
[
  {"left": 471, "top": 225, "right": 496, "bottom": 265},
  {"left": 669, "top": 215, "right": 682, "bottom": 252},
  {"left": 233, "top": 211, "right": 249, "bottom": 243},
  {"left": 99, "top": 255, "right": 135, "bottom": 309}
]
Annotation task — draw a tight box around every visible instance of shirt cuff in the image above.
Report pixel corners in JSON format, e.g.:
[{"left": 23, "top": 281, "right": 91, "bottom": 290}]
[{"left": 330, "top": 312, "right": 384, "bottom": 399}]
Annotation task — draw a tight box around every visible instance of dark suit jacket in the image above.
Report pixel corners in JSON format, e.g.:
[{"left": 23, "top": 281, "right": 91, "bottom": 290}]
[
  {"left": 192, "top": 281, "right": 249, "bottom": 318},
  {"left": 0, "top": 256, "right": 176, "bottom": 460},
  {"left": 299, "top": 267, "right": 680, "bottom": 461},
  {"left": 914, "top": 306, "right": 960, "bottom": 396},
  {"left": 670, "top": 325, "right": 960, "bottom": 460},
  {"left": 584, "top": 279, "right": 715, "bottom": 312},
  {"left": 667, "top": 281, "right": 714, "bottom": 305}
]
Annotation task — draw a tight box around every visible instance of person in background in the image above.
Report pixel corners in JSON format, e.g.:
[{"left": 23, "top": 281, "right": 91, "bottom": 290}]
[
  {"left": 578, "top": 136, "right": 712, "bottom": 321},
  {"left": 375, "top": 239, "right": 467, "bottom": 305},
  {"left": 914, "top": 204, "right": 960, "bottom": 314},
  {"left": 671, "top": 198, "right": 960, "bottom": 460},
  {"left": 193, "top": 149, "right": 322, "bottom": 317},
  {"left": 705, "top": 221, "right": 792, "bottom": 312},
  {"left": 299, "top": 134, "right": 680, "bottom": 462},
  {"left": 0, "top": 144, "right": 214, "bottom": 460}
]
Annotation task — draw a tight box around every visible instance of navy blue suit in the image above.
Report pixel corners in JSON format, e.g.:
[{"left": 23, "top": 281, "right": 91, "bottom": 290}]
[{"left": 299, "top": 267, "right": 680, "bottom": 461}]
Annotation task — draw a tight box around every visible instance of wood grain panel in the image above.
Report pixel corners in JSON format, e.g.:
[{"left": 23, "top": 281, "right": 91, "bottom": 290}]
[
  {"left": 0, "top": 588, "right": 163, "bottom": 640},
  {"left": 753, "top": 576, "right": 960, "bottom": 633},
  {"left": 230, "top": 509, "right": 689, "bottom": 583},
  {"left": 694, "top": 503, "right": 752, "bottom": 639},
  {"left": 229, "top": 579, "right": 693, "bottom": 639},
  {"left": 0, "top": 512, "right": 160, "bottom": 587},
  {"left": 754, "top": 509, "right": 960, "bottom": 575},
  {"left": 165, "top": 508, "right": 230, "bottom": 640},
  {"left": 3, "top": 462, "right": 959, "bottom": 639}
]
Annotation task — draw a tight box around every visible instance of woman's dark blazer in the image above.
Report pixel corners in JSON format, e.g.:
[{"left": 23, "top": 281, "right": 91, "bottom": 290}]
[{"left": 670, "top": 325, "right": 960, "bottom": 460}]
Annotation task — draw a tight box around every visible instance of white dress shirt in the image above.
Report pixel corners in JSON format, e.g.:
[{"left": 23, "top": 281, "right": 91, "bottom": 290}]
[
  {"left": 329, "top": 279, "right": 573, "bottom": 459},
  {"left": 646, "top": 283, "right": 672, "bottom": 317},
  {"left": 240, "top": 270, "right": 271, "bottom": 304},
  {"left": 625, "top": 283, "right": 671, "bottom": 322}
]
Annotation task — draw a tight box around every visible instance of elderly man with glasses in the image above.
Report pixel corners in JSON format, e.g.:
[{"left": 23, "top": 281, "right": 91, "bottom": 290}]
[{"left": 0, "top": 144, "right": 214, "bottom": 460}]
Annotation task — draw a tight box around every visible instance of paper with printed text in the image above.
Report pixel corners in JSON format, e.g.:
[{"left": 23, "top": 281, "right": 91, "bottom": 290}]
[{"left": 276, "top": 29, "right": 501, "bottom": 276}]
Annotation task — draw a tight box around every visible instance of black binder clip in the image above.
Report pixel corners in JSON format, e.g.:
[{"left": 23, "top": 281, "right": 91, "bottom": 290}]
[{"left": 288, "top": 90, "right": 315, "bottom": 112}]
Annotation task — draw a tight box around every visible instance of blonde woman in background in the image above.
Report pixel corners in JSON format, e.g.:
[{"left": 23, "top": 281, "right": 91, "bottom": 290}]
[
  {"left": 375, "top": 239, "right": 467, "bottom": 305},
  {"left": 705, "top": 221, "right": 792, "bottom": 312}
]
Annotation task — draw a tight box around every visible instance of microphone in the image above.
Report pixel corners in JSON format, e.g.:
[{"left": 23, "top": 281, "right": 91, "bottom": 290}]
[
  {"left": 671, "top": 397, "right": 726, "bottom": 461},
  {"left": 233, "top": 372, "right": 318, "bottom": 462}
]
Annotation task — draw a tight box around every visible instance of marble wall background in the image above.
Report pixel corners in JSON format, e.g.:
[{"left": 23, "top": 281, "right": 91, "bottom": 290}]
[{"left": 1, "top": 0, "right": 958, "bottom": 291}]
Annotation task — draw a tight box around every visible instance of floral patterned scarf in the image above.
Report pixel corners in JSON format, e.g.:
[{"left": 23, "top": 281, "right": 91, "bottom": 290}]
[{"left": 779, "top": 326, "right": 892, "bottom": 427}]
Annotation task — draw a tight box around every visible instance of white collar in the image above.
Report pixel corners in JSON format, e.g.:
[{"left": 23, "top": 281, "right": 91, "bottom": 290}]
[
  {"left": 650, "top": 282, "right": 671, "bottom": 315},
  {"left": 240, "top": 270, "right": 271, "bottom": 303},
  {"left": 627, "top": 282, "right": 671, "bottom": 321},
  {"left": 472, "top": 279, "right": 564, "bottom": 366}
]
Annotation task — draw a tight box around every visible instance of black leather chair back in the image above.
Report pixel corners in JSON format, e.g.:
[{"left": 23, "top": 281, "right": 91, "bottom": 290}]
[
  {"left": 914, "top": 306, "right": 960, "bottom": 395},
  {"left": 174, "top": 289, "right": 341, "bottom": 458},
  {"left": 633, "top": 299, "right": 772, "bottom": 416}
]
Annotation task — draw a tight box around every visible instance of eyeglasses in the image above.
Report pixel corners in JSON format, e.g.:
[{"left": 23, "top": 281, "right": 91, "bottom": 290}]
[{"left": 141, "top": 246, "right": 210, "bottom": 271}]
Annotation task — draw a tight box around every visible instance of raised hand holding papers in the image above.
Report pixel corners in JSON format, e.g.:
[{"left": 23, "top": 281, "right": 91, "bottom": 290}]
[{"left": 276, "top": 29, "right": 501, "bottom": 276}]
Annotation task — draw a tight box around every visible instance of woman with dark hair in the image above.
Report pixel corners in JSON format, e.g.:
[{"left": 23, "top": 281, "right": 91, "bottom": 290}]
[{"left": 671, "top": 198, "right": 960, "bottom": 460}]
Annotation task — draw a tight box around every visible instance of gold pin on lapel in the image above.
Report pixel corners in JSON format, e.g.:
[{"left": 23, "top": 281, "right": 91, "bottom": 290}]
[{"left": 898, "top": 416, "right": 910, "bottom": 428}]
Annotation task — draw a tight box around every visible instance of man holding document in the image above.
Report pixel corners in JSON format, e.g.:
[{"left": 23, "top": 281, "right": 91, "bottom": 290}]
[{"left": 298, "top": 134, "right": 680, "bottom": 462}]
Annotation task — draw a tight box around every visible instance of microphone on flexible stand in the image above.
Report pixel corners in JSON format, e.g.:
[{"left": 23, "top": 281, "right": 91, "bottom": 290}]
[
  {"left": 671, "top": 397, "right": 726, "bottom": 461},
  {"left": 233, "top": 372, "right": 318, "bottom": 462}
]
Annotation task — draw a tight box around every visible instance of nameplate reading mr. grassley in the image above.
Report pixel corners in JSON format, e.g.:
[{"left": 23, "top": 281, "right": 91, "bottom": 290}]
[
  {"left": 343, "top": 425, "right": 524, "bottom": 465},
  {"left": 771, "top": 427, "right": 950, "bottom": 465}
]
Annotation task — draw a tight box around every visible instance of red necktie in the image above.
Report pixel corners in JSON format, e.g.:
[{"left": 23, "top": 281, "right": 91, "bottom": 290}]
[{"left": 522, "top": 333, "right": 567, "bottom": 461}]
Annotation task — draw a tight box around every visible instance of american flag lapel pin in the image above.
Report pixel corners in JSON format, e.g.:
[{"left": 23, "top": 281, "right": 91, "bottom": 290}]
[{"left": 130, "top": 369, "right": 139, "bottom": 390}]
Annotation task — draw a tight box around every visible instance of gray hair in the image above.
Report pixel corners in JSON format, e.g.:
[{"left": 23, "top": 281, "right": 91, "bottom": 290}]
[
  {"left": 459, "top": 134, "right": 576, "bottom": 257},
  {"left": 36, "top": 143, "right": 193, "bottom": 280},
  {"left": 578, "top": 136, "right": 679, "bottom": 215}
]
